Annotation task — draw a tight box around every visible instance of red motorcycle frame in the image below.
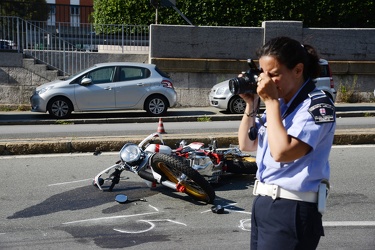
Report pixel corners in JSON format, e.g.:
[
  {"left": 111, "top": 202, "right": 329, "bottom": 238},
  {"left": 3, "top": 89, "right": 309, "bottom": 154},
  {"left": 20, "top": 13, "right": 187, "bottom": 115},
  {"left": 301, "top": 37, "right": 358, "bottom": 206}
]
[{"left": 173, "top": 139, "right": 257, "bottom": 184}]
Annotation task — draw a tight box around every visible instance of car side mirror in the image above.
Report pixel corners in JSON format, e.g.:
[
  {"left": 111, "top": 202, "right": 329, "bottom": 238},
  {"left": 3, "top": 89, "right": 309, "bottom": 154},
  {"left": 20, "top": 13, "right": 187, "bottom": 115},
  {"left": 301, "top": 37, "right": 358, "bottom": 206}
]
[{"left": 80, "top": 77, "right": 92, "bottom": 86}]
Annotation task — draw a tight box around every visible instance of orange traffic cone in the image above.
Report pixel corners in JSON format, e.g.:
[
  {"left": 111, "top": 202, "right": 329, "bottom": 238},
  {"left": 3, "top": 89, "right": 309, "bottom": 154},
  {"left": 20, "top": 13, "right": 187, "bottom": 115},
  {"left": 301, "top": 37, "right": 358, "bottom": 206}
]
[{"left": 157, "top": 118, "right": 166, "bottom": 134}]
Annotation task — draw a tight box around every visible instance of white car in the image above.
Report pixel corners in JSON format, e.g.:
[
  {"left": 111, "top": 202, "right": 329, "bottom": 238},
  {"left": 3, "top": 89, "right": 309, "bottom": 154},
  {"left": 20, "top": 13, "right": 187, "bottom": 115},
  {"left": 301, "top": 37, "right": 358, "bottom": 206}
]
[
  {"left": 209, "top": 59, "right": 336, "bottom": 114},
  {"left": 30, "top": 62, "right": 177, "bottom": 118}
]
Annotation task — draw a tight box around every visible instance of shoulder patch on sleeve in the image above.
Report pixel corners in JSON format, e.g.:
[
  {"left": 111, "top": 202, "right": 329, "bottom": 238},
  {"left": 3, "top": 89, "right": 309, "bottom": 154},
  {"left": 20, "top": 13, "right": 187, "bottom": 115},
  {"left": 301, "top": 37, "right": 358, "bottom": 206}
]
[{"left": 308, "top": 90, "right": 336, "bottom": 124}]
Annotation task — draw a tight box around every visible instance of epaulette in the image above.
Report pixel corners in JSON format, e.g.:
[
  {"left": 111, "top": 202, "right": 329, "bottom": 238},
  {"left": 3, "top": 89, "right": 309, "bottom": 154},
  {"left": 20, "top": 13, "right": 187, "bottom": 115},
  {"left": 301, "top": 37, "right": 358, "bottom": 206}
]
[{"left": 308, "top": 90, "right": 335, "bottom": 124}]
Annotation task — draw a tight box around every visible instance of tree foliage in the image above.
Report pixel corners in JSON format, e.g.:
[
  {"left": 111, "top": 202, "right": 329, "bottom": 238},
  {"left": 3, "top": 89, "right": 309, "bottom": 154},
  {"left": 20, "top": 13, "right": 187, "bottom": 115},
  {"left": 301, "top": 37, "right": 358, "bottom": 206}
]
[
  {"left": 0, "top": 0, "right": 49, "bottom": 21},
  {"left": 94, "top": 0, "right": 374, "bottom": 28}
]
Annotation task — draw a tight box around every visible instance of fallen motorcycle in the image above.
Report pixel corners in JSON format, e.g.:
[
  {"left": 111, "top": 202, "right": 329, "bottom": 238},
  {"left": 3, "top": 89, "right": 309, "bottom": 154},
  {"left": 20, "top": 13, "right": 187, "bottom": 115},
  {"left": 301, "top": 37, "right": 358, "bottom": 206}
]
[
  {"left": 173, "top": 139, "right": 257, "bottom": 184},
  {"left": 93, "top": 133, "right": 215, "bottom": 203}
]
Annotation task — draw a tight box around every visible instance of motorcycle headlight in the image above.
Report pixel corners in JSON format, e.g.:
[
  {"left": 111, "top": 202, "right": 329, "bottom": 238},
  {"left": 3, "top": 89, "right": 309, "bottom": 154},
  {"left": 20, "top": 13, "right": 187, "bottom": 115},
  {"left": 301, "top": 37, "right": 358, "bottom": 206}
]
[{"left": 120, "top": 143, "right": 141, "bottom": 163}]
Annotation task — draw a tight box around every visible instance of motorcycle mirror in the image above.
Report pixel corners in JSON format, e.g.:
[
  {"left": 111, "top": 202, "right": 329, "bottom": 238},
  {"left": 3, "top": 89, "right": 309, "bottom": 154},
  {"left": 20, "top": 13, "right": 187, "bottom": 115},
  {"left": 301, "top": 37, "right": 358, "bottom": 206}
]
[
  {"left": 115, "top": 194, "right": 128, "bottom": 204},
  {"left": 211, "top": 205, "right": 225, "bottom": 214}
]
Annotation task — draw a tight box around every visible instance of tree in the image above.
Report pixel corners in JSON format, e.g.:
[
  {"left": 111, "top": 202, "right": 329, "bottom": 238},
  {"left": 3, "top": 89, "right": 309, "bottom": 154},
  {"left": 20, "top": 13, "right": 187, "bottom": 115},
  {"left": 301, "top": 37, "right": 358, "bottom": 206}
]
[
  {"left": 91, "top": 0, "right": 375, "bottom": 28},
  {"left": 92, "top": 0, "right": 154, "bottom": 26},
  {"left": 0, "top": 0, "right": 49, "bottom": 21}
]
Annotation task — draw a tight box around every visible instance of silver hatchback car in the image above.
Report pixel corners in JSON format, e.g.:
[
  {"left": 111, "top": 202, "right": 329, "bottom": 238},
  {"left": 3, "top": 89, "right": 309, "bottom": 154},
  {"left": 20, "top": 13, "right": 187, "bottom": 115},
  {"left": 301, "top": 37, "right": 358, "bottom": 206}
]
[
  {"left": 30, "top": 62, "right": 177, "bottom": 118},
  {"left": 209, "top": 59, "right": 336, "bottom": 114}
]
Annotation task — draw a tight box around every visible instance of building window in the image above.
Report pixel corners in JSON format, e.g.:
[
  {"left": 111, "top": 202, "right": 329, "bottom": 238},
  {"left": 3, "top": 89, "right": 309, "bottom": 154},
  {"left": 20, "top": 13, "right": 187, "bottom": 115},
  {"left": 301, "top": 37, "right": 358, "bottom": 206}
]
[
  {"left": 70, "top": 6, "right": 80, "bottom": 27},
  {"left": 47, "top": 5, "right": 56, "bottom": 26}
]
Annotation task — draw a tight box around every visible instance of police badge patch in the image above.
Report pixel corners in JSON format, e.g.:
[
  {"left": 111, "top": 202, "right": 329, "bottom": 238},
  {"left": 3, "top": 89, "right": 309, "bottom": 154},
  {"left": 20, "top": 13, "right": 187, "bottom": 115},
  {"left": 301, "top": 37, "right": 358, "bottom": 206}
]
[{"left": 308, "top": 90, "right": 335, "bottom": 124}]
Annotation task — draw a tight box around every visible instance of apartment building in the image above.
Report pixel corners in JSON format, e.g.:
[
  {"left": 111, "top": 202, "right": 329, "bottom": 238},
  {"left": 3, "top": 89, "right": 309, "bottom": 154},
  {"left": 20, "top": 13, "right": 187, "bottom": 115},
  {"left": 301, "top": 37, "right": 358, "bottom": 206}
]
[{"left": 46, "top": 0, "right": 93, "bottom": 26}]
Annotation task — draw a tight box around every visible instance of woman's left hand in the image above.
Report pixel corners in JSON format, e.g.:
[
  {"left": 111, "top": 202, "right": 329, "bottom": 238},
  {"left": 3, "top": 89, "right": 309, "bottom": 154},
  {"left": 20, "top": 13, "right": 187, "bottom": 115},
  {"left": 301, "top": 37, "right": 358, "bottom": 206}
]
[{"left": 256, "top": 73, "right": 280, "bottom": 103}]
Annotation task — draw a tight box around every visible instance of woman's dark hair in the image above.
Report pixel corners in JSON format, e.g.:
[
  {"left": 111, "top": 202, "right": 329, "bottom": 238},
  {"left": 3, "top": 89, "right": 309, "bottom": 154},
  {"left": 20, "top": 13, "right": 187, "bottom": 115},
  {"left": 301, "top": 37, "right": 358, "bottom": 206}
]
[{"left": 256, "top": 36, "right": 320, "bottom": 80}]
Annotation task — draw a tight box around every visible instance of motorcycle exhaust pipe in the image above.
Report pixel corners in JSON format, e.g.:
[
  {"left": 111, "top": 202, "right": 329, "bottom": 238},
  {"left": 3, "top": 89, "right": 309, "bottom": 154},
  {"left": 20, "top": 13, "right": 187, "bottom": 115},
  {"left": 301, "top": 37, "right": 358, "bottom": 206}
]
[{"left": 138, "top": 170, "right": 183, "bottom": 192}]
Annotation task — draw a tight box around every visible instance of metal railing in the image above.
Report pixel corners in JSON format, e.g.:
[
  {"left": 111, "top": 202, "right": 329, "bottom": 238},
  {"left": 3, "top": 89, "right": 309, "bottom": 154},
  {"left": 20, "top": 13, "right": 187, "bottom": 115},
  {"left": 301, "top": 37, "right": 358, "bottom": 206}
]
[{"left": 0, "top": 16, "right": 149, "bottom": 76}]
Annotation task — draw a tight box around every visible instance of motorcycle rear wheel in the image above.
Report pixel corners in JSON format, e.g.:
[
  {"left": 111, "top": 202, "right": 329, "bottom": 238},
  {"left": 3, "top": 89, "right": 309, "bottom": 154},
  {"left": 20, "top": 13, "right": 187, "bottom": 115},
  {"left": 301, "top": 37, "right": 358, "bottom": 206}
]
[{"left": 151, "top": 153, "right": 215, "bottom": 203}]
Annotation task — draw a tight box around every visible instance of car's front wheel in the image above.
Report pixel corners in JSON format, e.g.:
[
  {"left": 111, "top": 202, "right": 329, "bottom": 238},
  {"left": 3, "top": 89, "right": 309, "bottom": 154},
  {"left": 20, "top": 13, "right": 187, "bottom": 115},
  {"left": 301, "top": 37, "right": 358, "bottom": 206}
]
[
  {"left": 145, "top": 95, "right": 168, "bottom": 116},
  {"left": 228, "top": 95, "right": 246, "bottom": 114},
  {"left": 47, "top": 97, "right": 73, "bottom": 119}
]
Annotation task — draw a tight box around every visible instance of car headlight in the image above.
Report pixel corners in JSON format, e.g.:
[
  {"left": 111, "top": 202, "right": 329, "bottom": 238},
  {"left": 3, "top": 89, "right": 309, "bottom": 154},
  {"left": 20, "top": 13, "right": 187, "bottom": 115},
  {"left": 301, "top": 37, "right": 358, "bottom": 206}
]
[
  {"left": 215, "top": 87, "right": 226, "bottom": 95},
  {"left": 36, "top": 86, "right": 53, "bottom": 95},
  {"left": 120, "top": 143, "right": 141, "bottom": 163}
]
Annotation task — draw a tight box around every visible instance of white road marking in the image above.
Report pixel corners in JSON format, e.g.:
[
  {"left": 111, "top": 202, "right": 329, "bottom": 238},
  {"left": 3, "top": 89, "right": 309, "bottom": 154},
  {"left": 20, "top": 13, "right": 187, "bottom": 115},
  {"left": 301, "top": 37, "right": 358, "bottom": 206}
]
[
  {"left": 239, "top": 220, "right": 375, "bottom": 232},
  {"left": 48, "top": 178, "right": 92, "bottom": 186},
  {"left": 0, "top": 152, "right": 117, "bottom": 159},
  {"left": 323, "top": 221, "right": 375, "bottom": 227},
  {"left": 332, "top": 145, "right": 375, "bottom": 148}
]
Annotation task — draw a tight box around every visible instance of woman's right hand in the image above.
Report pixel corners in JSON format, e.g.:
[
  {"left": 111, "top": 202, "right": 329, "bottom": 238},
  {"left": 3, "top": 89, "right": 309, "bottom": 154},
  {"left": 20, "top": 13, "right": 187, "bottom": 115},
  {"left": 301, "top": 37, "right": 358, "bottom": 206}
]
[{"left": 239, "top": 93, "right": 255, "bottom": 104}]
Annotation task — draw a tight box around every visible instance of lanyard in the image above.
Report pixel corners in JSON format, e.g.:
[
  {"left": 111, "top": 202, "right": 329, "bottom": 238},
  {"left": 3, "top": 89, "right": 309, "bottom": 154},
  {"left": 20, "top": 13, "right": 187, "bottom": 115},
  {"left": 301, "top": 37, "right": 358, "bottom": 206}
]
[{"left": 281, "top": 79, "right": 315, "bottom": 120}]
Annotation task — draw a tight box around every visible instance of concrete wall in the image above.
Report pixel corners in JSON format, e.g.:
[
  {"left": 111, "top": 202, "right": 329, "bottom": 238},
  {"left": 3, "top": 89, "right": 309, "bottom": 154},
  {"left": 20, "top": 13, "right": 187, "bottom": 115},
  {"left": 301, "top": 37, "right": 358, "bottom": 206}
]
[
  {"left": 149, "top": 21, "right": 375, "bottom": 105},
  {"left": 150, "top": 21, "right": 375, "bottom": 61},
  {"left": 150, "top": 24, "right": 264, "bottom": 59},
  {"left": 1, "top": 20, "right": 374, "bottom": 107}
]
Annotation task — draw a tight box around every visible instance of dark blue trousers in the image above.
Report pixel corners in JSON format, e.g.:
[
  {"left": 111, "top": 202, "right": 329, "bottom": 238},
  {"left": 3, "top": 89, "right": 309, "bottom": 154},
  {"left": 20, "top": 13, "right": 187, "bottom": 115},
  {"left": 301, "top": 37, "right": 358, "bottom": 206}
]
[{"left": 251, "top": 195, "right": 324, "bottom": 250}]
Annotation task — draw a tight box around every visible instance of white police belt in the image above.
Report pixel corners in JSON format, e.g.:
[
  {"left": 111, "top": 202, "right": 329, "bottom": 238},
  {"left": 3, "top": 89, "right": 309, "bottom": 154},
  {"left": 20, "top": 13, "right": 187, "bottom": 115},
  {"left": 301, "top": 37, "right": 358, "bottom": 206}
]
[{"left": 253, "top": 180, "right": 318, "bottom": 203}]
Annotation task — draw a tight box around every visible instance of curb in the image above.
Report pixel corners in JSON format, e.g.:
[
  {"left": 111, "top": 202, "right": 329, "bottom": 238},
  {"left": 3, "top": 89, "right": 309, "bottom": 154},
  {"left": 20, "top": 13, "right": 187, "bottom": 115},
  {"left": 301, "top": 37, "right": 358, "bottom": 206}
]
[{"left": 0, "top": 111, "right": 372, "bottom": 126}]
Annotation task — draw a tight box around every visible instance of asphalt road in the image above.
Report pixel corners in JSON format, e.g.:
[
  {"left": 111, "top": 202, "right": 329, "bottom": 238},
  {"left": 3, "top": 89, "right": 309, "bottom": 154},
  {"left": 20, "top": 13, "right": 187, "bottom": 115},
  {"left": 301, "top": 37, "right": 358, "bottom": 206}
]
[
  {"left": 1, "top": 145, "right": 374, "bottom": 249},
  {"left": 1, "top": 103, "right": 375, "bottom": 126},
  {"left": 0, "top": 117, "right": 375, "bottom": 140}
]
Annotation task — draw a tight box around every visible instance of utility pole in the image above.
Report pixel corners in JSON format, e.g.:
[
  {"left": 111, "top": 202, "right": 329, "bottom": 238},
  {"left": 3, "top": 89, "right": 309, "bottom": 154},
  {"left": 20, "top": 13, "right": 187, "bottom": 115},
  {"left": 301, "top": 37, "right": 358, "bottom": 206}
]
[{"left": 150, "top": 0, "right": 159, "bottom": 24}]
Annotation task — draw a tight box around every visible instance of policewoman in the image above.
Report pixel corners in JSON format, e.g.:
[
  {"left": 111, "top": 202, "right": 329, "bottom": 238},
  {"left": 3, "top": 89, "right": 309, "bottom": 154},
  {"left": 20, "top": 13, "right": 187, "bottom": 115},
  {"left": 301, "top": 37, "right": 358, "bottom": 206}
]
[{"left": 238, "top": 36, "right": 336, "bottom": 250}]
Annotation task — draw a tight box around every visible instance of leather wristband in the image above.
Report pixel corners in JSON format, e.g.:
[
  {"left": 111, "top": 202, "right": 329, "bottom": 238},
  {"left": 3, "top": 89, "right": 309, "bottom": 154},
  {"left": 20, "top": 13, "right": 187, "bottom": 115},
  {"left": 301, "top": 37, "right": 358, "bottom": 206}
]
[{"left": 244, "top": 111, "right": 256, "bottom": 117}]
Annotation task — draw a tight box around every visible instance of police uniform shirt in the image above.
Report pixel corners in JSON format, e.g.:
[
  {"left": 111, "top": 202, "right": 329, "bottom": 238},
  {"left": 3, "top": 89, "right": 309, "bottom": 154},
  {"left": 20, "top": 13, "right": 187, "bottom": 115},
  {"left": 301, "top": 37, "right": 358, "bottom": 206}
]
[{"left": 255, "top": 87, "right": 336, "bottom": 193}]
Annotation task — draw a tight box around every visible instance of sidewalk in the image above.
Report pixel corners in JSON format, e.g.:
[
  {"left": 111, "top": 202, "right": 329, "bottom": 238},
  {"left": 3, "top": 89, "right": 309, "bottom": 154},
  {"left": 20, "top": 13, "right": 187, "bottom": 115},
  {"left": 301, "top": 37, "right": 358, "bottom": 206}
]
[{"left": 0, "top": 103, "right": 375, "bottom": 155}]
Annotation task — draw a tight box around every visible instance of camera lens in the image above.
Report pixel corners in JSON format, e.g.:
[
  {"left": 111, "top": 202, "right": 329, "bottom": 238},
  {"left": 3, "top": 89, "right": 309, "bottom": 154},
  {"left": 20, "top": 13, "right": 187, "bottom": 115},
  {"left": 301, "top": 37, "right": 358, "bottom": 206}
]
[{"left": 229, "top": 78, "right": 240, "bottom": 95}]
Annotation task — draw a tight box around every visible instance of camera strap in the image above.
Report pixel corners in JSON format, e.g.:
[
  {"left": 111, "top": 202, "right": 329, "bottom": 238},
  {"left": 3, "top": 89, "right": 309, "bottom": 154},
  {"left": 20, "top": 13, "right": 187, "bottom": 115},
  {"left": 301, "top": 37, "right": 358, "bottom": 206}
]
[{"left": 281, "top": 79, "right": 315, "bottom": 120}]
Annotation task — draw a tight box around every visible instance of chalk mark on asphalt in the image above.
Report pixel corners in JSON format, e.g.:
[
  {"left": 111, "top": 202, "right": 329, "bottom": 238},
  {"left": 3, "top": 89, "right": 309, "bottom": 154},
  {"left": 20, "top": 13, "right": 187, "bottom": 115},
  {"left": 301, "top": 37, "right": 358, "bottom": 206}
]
[
  {"left": 62, "top": 211, "right": 158, "bottom": 225},
  {"left": 114, "top": 219, "right": 187, "bottom": 234}
]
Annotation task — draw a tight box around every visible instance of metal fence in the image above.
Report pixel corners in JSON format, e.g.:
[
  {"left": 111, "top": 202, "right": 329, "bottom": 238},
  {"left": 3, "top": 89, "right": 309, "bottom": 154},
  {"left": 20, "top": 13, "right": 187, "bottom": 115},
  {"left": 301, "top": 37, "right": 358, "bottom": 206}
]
[{"left": 0, "top": 16, "right": 149, "bottom": 75}]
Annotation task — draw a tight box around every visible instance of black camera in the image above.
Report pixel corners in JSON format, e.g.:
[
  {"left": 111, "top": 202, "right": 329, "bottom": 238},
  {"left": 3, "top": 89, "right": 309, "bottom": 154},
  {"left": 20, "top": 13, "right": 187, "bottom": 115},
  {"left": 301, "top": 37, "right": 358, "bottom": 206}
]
[{"left": 229, "top": 59, "right": 261, "bottom": 95}]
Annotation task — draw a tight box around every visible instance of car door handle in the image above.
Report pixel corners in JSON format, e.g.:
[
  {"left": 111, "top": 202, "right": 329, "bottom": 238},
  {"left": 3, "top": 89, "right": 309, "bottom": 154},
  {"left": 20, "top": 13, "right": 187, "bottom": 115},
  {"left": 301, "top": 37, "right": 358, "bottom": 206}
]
[
  {"left": 104, "top": 87, "right": 112, "bottom": 90},
  {"left": 137, "top": 83, "right": 143, "bottom": 86}
]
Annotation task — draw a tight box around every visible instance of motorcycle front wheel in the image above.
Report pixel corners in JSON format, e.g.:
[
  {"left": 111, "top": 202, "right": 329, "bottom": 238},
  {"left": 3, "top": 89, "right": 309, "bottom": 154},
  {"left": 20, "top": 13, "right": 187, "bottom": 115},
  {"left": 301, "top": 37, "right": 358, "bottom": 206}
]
[{"left": 151, "top": 153, "right": 215, "bottom": 203}]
